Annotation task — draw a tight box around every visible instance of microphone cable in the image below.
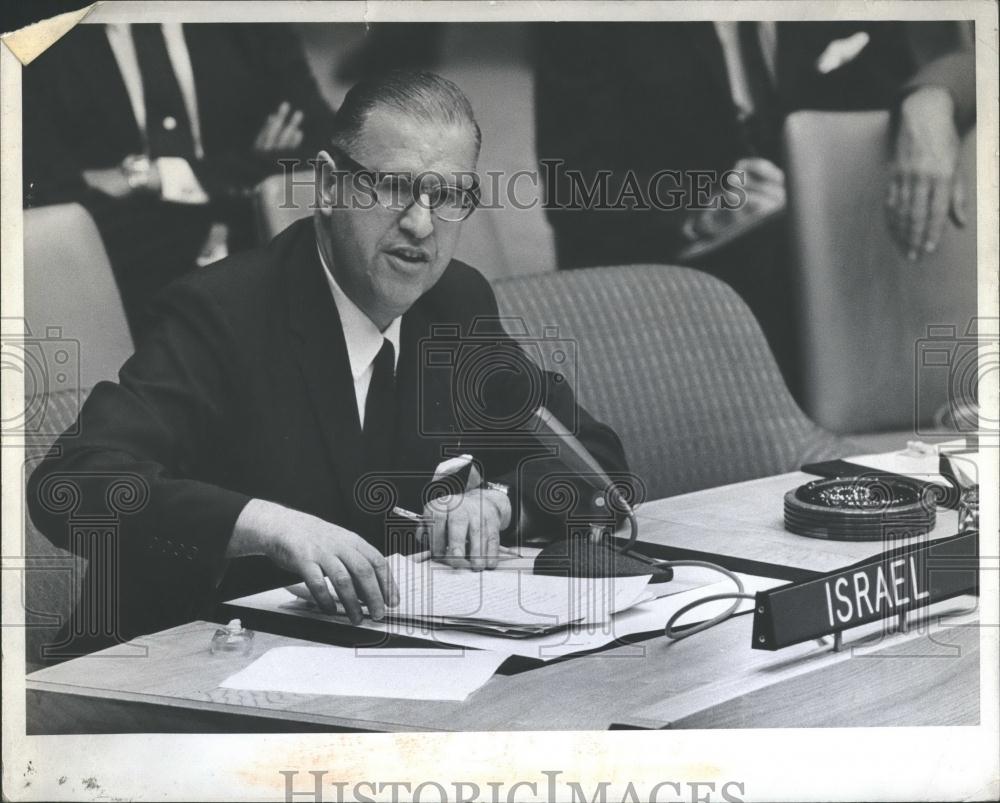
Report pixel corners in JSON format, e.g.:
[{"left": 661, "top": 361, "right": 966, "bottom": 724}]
[
  {"left": 529, "top": 419, "right": 761, "bottom": 644},
  {"left": 654, "top": 559, "right": 757, "bottom": 641},
  {"left": 613, "top": 498, "right": 758, "bottom": 642}
]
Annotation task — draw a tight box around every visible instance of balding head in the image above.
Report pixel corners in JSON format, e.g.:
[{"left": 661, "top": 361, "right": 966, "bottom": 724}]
[{"left": 330, "top": 70, "right": 481, "bottom": 157}]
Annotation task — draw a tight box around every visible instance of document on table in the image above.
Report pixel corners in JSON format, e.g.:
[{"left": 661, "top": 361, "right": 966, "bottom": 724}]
[
  {"left": 848, "top": 441, "right": 981, "bottom": 487},
  {"left": 848, "top": 449, "right": 949, "bottom": 484},
  {"left": 220, "top": 645, "right": 508, "bottom": 701},
  {"left": 226, "top": 564, "right": 782, "bottom": 661},
  {"left": 283, "top": 553, "right": 654, "bottom": 632}
]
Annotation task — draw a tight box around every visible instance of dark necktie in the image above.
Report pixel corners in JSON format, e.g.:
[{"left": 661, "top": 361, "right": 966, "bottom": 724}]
[
  {"left": 362, "top": 339, "right": 397, "bottom": 474},
  {"left": 130, "top": 24, "right": 197, "bottom": 159},
  {"left": 737, "top": 21, "right": 780, "bottom": 161}
]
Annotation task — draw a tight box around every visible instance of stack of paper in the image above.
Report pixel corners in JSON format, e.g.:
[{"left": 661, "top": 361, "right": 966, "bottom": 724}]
[
  {"left": 226, "top": 565, "right": 782, "bottom": 662},
  {"left": 284, "top": 553, "right": 653, "bottom": 636}
]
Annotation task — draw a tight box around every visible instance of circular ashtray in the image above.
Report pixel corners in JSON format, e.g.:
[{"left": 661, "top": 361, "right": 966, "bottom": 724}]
[
  {"left": 795, "top": 475, "right": 926, "bottom": 509},
  {"left": 784, "top": 476, "right": 935, "bottom": 541}
]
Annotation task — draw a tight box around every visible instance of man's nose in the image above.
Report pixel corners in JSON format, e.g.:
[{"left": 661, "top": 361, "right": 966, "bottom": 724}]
[{"left": 398, "top": 193, "right": 435, "bottom": 240}]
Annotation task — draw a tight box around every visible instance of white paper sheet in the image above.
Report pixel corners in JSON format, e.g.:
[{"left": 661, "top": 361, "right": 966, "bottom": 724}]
[
  {"left": 228, "top": 567, "right": 784, "bottom": 662},
  {"left": 848, "top": 440, "right": 977, "bottom": 486},
  {"left": 848, "top": 449, "right": 948, "bottom": 485},
  {"left": 219, "top": 645, "right": 509, "bottom": 701},
  {"left": 286, "top": 553, "right": 654, "bottom": 628}
]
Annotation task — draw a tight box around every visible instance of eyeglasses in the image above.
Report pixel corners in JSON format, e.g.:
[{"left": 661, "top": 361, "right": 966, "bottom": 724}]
[{"left": 329, "top": 146, "right": 480, "bottom": 223}]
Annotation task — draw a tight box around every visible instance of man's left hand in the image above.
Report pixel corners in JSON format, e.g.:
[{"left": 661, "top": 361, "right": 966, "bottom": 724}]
[
  {"left": 423, "top": 488, "right": 512, "bottom": 571},
  {"left": 886, "top": 86, "right": 966, "bottom": 260}
]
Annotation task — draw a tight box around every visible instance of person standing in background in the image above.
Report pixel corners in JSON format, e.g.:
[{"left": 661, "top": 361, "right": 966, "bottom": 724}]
[
  {"left": 535, "top": 21, "right": 970, "bottom": 395},
  {"left": 23, "top": 23, "right": 337, "bottom": 341}
]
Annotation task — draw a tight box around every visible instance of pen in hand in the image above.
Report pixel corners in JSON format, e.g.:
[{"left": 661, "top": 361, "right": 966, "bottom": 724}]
[
  {"left": 391, "top": 454, "right": 514, "bottom": 569},
  {"left": 391, "top": 506, "right": 521, "bottom": 562}
]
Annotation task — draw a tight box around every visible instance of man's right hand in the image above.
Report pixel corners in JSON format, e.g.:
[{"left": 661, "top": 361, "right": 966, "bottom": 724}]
[{"left": 229, "top": 498, "right": 398, "bottom": 624}]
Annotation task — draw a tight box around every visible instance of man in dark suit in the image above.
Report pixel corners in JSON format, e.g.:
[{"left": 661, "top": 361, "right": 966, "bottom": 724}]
[
  {"left": 27, "top": 71, "right": 631, "bottom": 658},
  {"left": 535, "top": 22, "right": 922, "bottom": 266},
  {"left": 534, "top": 21, "right": 940, "bottom": 391},
  {"left": 22, "top": 23, "right": 336, "bottom": 340}
]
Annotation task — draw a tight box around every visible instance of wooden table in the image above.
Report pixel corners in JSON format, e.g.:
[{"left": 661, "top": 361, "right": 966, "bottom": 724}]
[{"left": 26, "top": 468, "right": 983, "bottom": 733}]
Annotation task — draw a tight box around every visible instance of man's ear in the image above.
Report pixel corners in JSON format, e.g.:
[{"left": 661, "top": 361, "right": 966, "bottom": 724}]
[{"left": 315, "top": 150, "right": 338, "bottom": 214}]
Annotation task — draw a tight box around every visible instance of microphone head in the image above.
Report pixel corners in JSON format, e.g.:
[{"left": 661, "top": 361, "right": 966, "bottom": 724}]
[
  {"left": 531, "top": 406, "right": 614, "bottom": 493},
  {"left": 533, "top": 533, "right": 673, "bottom": 584}
]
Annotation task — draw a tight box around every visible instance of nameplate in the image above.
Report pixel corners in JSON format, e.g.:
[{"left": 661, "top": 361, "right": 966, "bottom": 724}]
[{"left": 752, "top": 531, "right": 978, "bottom": 650}]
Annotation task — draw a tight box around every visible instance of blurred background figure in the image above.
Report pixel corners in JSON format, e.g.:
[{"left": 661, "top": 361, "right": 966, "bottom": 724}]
[
  {"left": 534, "top": 21, "right": 972, "bottom": 394},
  {"left": 886, "top": 47, "right": 976, "bottom": 260},
  {"left": 22, "top": 22, "right": 336, "bottom": 341}
]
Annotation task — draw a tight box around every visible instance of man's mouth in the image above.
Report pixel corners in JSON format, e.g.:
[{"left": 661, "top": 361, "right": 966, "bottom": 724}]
[{"left": 386, "top": 245, "right": 431, "bottom": 265}]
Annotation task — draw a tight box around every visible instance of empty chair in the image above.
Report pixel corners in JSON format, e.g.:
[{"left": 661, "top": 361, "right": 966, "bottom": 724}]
[
  {"left": 20, "top": 203, "right": 134, "bottom": 670},
  {"left": 784, "top": 111, "right": 977, "bottom": 434},
  {"left": 493, "top": 264, "right": 846, "bottom": 501}
]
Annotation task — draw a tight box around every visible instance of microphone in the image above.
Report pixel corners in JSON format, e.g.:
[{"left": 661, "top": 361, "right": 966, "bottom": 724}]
[
  {"left": 529, "top": 405, "right": 640, "bottom": 554},
  {"left": 469, "top": 359, "right": 655, "bottom": 572}
]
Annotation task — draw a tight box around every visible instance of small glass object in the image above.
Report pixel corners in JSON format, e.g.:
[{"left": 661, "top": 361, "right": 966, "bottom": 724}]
[
  {"left": 958, "top": 487, "right": 979, "bottom": 534},
  {"left": 210, "top": 618, "right": 254, "bottom": 655}
]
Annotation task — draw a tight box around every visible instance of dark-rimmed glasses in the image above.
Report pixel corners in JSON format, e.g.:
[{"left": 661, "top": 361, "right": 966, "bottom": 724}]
[{"left": 329, "top": 145, "right": 480, "bottom": 222}]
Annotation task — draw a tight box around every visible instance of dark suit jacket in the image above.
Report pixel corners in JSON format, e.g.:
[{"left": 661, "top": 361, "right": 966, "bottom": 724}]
[
  {"left": 534, "top": 21, "right": 920, "bottom": 268},
  {"left": 27, "top": 218, "right": 631, "bottom": 650}
]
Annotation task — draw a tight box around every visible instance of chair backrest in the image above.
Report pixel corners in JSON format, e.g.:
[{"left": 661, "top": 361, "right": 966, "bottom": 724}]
[
  {"left": 784, "top": 111, "right": 977, "bottom": 434},
  {"left": 23, "top": 203, "right": 134, "bottom": 389},
  {"left": 21, "top": 203, "right": 133, "bottom": 669},
  {"left": 253, "top": 171, "right": 512, "bottom": 281},
  {"left": 492, "top": 265, "right": 844, "bottom": 501}
]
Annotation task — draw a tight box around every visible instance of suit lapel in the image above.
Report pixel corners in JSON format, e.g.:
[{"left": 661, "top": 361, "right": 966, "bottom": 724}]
[{"left": 284, "top": 220, "right": 367, "bottom": 527}]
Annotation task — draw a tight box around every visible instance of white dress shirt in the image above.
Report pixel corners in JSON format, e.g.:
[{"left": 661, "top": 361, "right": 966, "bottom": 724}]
[
  {"left": 713, "top": 21, "right": 778, "bottom": 121},
  {"left": 316, "top": 243, "right": 401, "bottom": 428},
  {"left": 104, "top": 23, "right": 209, "bottom": 204}
]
